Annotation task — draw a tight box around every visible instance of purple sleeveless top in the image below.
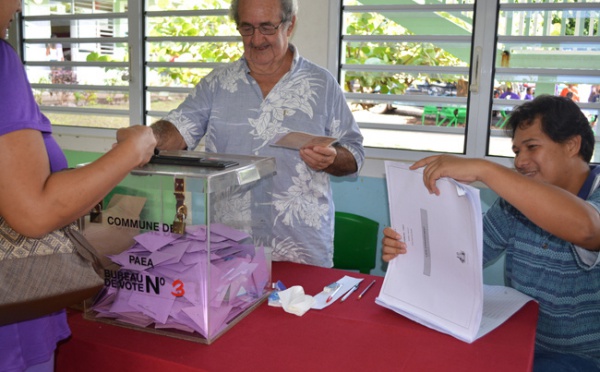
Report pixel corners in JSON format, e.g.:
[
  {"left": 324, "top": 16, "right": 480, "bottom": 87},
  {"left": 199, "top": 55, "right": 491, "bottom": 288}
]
[{"left": 0, "top": 40, "right": 71, "bottom": 370}]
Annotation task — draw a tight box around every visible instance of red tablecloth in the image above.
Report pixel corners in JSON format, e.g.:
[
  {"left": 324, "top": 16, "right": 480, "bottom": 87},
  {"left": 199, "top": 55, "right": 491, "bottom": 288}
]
[{"left": 56, "top": 262, "right": 538, "bottom": 372}]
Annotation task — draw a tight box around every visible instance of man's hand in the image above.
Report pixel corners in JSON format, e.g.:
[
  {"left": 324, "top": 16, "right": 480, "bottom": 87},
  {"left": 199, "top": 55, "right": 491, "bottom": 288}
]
[
  {"left": 382, "top": 227, "right": 407, "bottom": 262},
  {"left": 410, "top": 155, "right": 485, "bottom": 195},
  {"left": 300, "top": 144, "right": 358, "bottom": 176},
  {"left": 300, "top": 145, "right": 337, "bottom": 171},
  {"left": 150, "top": 120, "right": 187, "bottom": 151}
]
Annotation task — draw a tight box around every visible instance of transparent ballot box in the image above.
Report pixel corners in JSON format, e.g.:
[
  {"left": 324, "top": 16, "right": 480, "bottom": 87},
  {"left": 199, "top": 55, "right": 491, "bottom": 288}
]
[{"left": 81, "top": 151, "right": 276, "bottom": 344}]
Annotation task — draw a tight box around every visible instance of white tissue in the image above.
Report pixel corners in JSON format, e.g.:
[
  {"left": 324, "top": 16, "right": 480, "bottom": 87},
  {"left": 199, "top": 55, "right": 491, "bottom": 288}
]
[{"left": 277, "top": 286, "right": 315, "bottom": 316}]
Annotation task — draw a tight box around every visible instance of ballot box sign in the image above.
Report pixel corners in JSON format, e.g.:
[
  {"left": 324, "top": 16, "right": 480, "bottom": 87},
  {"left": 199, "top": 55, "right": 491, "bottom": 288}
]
[{"left": 80, "top": 151, "right": 276, "bottom": 344}]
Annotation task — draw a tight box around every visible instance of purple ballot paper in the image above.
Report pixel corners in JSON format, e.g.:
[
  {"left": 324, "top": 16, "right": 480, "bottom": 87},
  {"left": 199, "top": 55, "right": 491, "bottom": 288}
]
[{"left": 90, "top": 223, "right": 270, "bottom": 340}]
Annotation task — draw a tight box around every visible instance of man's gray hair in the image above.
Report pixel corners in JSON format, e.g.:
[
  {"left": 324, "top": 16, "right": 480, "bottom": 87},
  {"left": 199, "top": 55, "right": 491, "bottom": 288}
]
[{"left": 229, "top": 0, "right": 298, "bottom": 25}]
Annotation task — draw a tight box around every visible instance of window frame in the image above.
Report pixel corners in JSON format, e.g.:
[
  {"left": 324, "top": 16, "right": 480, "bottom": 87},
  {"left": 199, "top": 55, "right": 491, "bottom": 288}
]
[
  {"left": 143, "top": 7, "right": 237, "bottom": 123},
  {"left": 333, "top": 0, "right": 600, "bottom": 167},
  {"left": 19, "top": 1, "right": 135, "bottom": 133},
  {"left": 11, "top": 0, "right": 599, "bottom": 168},
  {"left": 332, "top": 0, "right": 511, "bottom": 167}
]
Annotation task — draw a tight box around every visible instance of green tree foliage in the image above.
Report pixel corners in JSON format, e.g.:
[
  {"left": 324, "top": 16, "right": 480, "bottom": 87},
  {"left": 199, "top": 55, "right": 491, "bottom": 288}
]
[
  {"left": 343, "top": 12, "right": 466, "bottom": 95},
  {"left": 552, "top": 11, "right": 598, "bottom": 36},
  {"left": 146, "top": 0, "right": 242, "bottom": 87},
  {"left": 146, "top": 2, "right": 466, "bottom": 93}
]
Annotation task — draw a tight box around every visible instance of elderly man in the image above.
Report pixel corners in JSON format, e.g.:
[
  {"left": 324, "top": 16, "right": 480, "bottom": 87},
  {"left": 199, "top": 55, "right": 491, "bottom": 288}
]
[{"left": 151, "top": 0, "right": 364, "bottom": 268}]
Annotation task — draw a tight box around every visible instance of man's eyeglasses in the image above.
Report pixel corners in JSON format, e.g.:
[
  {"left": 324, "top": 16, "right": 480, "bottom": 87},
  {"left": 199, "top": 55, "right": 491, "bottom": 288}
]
[{"left": 237, "top": 20, "right": 286, "bottom": 36}]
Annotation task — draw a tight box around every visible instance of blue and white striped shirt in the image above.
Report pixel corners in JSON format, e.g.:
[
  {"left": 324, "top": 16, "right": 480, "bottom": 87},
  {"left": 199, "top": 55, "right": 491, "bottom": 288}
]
[{"left": 483, "top": 166, "right": 600, "bottom": 367}]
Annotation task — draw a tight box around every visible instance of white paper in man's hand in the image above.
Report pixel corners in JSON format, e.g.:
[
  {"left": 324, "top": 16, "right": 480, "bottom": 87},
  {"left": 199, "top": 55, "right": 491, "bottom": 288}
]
[
  {"left": 376, "top": 161, "right": 533, "bottom": 343},
  {"left": 271, "top": 131, "right": 338, "bottom": 150}
]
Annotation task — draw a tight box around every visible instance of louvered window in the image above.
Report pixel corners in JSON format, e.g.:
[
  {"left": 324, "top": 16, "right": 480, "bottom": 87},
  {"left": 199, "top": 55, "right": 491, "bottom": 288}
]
[{"left": 339, "top": 0, "right": 600, "bottom": 161}]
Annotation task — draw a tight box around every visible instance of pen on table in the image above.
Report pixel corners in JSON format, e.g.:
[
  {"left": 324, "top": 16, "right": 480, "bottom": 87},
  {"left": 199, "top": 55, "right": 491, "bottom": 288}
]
[
  {"left": 340, "top": 283, "right": 359, "bottom": 302},
  {"left": 326, "top": 284, "right": 342, "bottom": 303},
  {"left": 357, "top": 279, "right": 376, "bottom": 300}
]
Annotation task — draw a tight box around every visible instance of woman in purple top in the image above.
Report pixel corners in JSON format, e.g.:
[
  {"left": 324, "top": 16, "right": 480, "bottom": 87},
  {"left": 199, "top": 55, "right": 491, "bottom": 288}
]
[
  {"left": 524, "top": 87, "right": 535, "bottom": 100},
  {"left": 0, "top": 2, "right": 156, "bottom": 371},
  {"left": 500, "top": 86, "right": 520, "bottom": 100}
]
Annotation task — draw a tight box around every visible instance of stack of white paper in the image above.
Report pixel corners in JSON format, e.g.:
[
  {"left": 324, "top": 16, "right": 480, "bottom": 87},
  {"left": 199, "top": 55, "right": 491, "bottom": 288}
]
[{"left": 376, "top": 161, "right": 534, "bottom": 343}]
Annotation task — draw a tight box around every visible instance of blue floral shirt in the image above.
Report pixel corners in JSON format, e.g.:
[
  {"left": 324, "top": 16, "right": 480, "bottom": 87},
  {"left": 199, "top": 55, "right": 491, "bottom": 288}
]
[
  {"left": 164, "top": 45, "right": 364, "bottom": 267},
  {"left": 483, "top": 167, "right": 600, "bottom": 366}
]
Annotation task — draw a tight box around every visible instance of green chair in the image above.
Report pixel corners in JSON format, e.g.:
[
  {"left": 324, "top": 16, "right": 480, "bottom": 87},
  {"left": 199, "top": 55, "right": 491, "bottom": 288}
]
[
  {"left": 421, "top": 105, "right": 439, "bottom": 125},
  {"left": 438, "top": 107, "right": 457, "bottom": 126},
  {"left": 497, "top": 110, "right": 510, "bottom": 128},
  {"left": 456, "top": 108, "right": 467, "bottom": 125},
  {"left": 333, "top": 211, "right": 379, "bottom": 274},
  {"left": 440, "top": 107, "right": 467, "bottom": 127}
]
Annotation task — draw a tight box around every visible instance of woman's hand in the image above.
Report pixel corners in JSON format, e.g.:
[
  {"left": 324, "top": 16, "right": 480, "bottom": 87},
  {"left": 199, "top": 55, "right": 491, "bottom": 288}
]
[{"left": 115, "top": 125, "right": 157, "bottom": 167}]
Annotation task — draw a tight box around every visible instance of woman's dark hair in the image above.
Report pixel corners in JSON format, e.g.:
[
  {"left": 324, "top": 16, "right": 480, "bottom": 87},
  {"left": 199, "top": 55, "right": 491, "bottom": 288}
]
[{"left": 505, "top": 94, "right": 595, "bottom": 163}]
